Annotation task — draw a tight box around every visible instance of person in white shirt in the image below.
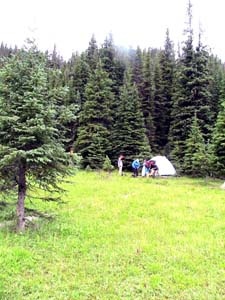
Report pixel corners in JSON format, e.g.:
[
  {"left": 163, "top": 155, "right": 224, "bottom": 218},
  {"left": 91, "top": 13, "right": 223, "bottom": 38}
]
[{"left": 118, "top": 155, "right": 124, "bottom": 176}]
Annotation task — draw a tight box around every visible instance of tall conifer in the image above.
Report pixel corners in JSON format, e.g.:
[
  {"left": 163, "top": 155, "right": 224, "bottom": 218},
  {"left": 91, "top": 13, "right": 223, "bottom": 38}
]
[
  {"left": 0, "top": 42, "right": 71, "bottom": 231},
  {"left": 75, "top": 61, "right": 114, "bottom": 169},
  {"left": 212, "top": 101, "right": 225, "bottom": 177},
  {"left": 112, "top": 70, "right": 151, "bottom": 168}
]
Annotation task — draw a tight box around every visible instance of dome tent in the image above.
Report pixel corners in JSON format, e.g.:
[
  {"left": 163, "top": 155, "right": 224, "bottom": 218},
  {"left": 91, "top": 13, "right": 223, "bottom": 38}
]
[
  {"left": 221, "top": 182, "right": 225, "bottom": 190},
  {"left": 150, "top": 156, "right": 176, "bottom": 176}
]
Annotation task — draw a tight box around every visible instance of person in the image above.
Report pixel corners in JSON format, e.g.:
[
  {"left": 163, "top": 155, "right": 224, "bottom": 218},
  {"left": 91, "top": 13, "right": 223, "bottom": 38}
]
[
  {"left": 118, "top": 155, "right": 124, "bottom": 176},
  {"left": 132, "top": 159, "right": 140, "bottom": 177},
  {"left": 144, "top": 159, "right": 152, "bottom": 177},
  {"left": 148, "top": 160, "right": 159, "bottom": 177}
]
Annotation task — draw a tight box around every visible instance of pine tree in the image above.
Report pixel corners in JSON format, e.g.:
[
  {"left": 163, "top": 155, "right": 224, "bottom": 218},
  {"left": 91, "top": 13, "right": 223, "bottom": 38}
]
[
  {"left": 0, "top": 42, "right": 71, "bottom": 232},
  {"left": 75, "top": 61, "right": 114, "bottom": 169}
]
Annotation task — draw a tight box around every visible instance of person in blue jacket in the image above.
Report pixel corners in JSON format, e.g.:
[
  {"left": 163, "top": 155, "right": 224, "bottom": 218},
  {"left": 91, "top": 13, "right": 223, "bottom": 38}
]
[{"left": 132, "top": 159, "right": 140, "bottom": 177}]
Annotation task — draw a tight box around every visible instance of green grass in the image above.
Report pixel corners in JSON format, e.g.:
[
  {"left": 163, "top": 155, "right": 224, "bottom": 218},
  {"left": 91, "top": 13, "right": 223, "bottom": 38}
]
[{"left": 0, "top": 171, "right": 225, "bottom": 299}]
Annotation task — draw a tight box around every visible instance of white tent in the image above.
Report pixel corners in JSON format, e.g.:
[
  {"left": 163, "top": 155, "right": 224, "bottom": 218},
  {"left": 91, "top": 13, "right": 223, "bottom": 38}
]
[
  {"left": 150, "top": 155, "right": 176, "bottom": 176},
  {"left": 220, "top": 182, "right": 225, "bottom": 190}
]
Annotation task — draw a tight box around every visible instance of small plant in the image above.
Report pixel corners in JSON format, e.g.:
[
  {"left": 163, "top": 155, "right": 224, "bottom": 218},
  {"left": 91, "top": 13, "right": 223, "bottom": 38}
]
[
  {"left": 85, "top": 165, "right": 92, "bottom": 172},
  {"left": 102, "top": 155, "right": 114, "bottom": 173},
  {"left": 69, "top": 152, "right": 82, "bottom": 169}
]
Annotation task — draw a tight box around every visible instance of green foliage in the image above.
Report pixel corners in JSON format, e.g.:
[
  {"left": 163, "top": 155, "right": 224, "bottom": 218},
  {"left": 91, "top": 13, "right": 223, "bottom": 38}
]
[
  {"left": 155, "top": 30, "right": 175, "bottom": 152},
  {"left": 1, "top": 22, "right": 225, "bottom": 179},
  {"left": 169, "top": 4, "right": 212, "bottom": 171},
  {"left": 85, "top": 35, "right": 99, "bottom": 72},
  {"left": 212, "top": 101, "right": 225, "bottom": 177},
  {"left": 75, "top": 62, "right": 114, "bottom": 169},
  {"left": 0, "top": 41, "right": 72, "bottom": 230},
  {"left": 69, "top": 152, "right": 82, "bottom": 169},
  {"left": 142, "top": 49, "right": 156, "bottom": 149},
  {"left": 183, "top": 115, "right": 209, "bottom": 176},
  {"left": 112, "top": 70, "right": 151, "bottom": 168},
  {"left": 153, "top": 56, "right": 168, "bottom": 152},
  {"left": 102, "top": 155, "right": 114, "bottom": 172}
]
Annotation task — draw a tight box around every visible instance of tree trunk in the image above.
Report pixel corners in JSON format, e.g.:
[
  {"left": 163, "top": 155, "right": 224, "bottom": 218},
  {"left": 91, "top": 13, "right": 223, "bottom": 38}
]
[{"left": 16, "top": 160, "right": 26, "bottom": 232}]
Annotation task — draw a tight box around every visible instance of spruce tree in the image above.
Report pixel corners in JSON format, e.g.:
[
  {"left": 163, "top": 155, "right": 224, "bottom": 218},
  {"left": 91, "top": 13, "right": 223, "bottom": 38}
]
[
  {"left": 0, "top": 42, "right": 71, "bottom": 232},
  {"left": 67, "top": 52, "right": 90, "bottom": 107},
  {"left": 192, "top": 33, "right": 213, "bottom": 140},
  {"left": 169, "top": 0, "right": 197, "bottom": 167},
  {"left": 75, "top": 61, "right": 114, "bottom": 169},
  {"left": 169, "top": 1, "right": 213, "bottom": 170},
  {"left": 99, "top": 35, "right": 126, "bottom": 159},
  {"left": 157, "top": 30, "right": 175, "bottom": 153},
  {"left": 85, "top": 35, "right": 99, "bottom": 72},
  {"left": 153, "top": 55, "right": 168, "bottom": 153},
  {"left": 131, "top": 46, "right": 144, "bottom": 100},
  {"left": 208, "top": 55, "right": 225, "bottom": 123},
  {"left": 112, "top": 70, "right": 151, "bottom": 168},
  {"left": 142, "top": 48, "right": 156, "bottom": 150},
  {"left": 183, "top": 114, "right": 208, "bottom": 176},
  {"left": 212, "top": 101, "right": 225, "bottom": 177}
]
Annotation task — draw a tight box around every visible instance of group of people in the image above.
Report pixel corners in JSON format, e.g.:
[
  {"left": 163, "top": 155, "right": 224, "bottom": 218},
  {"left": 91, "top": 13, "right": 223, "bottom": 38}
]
[{"left": 118, "top": 155, "right": 159, "bottom": 177}]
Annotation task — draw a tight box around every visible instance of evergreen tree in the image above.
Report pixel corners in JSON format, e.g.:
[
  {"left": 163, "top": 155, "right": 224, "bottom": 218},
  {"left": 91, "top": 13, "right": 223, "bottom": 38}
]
[
  {"left": 47, "top": 44, "right": 64, "bottom": 69},
  {"left": 99, "top": 35, "right": 126, "bottom": 158},
  {"left": 169, "top": 0, "right": 197, "bottom": 167},
  {"left": 157, "top": 30, "right": 175, "bottom": 153},
  {"left": 170, "top": 1, "right": 213, "bottom": 170},
  {"left": 208, "top": 55, "right": 225, "bottom": 122},
  {"left": 0, "top": 42, "right": 71, "bottom": 232},
  {"left": 99, "top": 34, "right": 116, "bottom": 78},
  {"left": 153, "top": 54, "right": 168, "bottom": 153},
  {"left": 131, "top": 46, "right": 144, "bottom": 99},
  {"left": 85, "top": 35, "right": 99, "bottom": 72},
  {"left": 75, "top": 61, "right": 114, "bottom": 169},
  {"left": 192, "top": 33, "right": 213, "bottom": 140},
  {"left": 212, "top": 101, "right": 225, "bottom": 178},
  {"left": 67, "top": 52, "right": 90, "bottom": 107},
  {"left": 47, "top": 58, "right": 79, "bottom": 153},
  {"left": 183, "top": 114, "right": 208, "bottom": 176},
  {"left": 112, "top": 70, "right": 151, "bottom": 168},
  {"left": 99, "top": 34, "right": 125, "bottom": 97},
  {"left": 142, "top": 48, "right": 156, "bottom": 150}
]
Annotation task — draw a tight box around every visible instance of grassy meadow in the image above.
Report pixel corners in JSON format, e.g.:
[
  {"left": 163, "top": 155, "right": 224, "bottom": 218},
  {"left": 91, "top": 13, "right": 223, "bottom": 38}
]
[{"left": 0, "top": 171, "right": 225, "bottom": 299}]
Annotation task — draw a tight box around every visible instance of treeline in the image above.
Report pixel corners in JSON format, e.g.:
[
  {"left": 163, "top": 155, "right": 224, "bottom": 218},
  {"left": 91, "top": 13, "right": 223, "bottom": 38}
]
[{"left": 0, "top": 5, "right": 225, "bottom": 178}]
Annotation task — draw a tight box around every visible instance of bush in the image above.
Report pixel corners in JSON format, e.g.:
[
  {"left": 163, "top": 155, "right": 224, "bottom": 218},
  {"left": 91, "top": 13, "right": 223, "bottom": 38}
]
[{"left": 102, "top": 156, "right": 114, "bottom": 172}]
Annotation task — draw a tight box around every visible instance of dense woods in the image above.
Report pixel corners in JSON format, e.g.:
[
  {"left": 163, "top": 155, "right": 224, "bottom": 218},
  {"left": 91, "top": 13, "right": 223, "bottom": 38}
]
[{"left": 0, "top": 2, "right": 225, "bottom": 230}]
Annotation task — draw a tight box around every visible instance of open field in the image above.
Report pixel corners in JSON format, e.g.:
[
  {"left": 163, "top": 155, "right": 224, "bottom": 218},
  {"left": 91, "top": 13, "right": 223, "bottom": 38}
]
[{"left": 0, "top": 171, "right": 225, "bottom": 299}]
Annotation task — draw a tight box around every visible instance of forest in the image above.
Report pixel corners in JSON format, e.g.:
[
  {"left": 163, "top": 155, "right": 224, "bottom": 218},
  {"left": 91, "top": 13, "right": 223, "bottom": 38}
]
[{"left": 0, "top": 2, "right": 225, "bottom": 180}]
